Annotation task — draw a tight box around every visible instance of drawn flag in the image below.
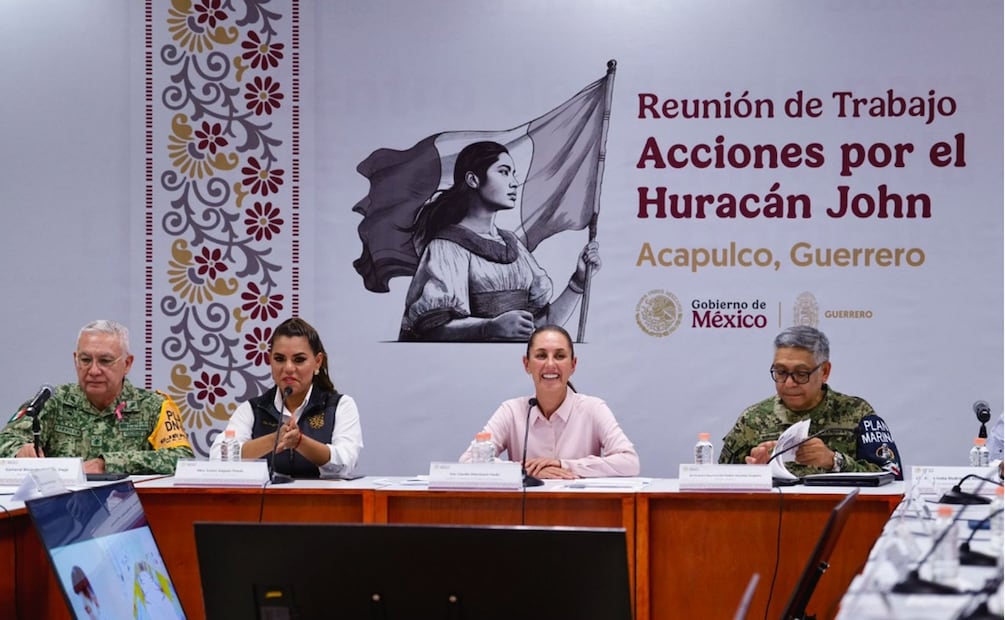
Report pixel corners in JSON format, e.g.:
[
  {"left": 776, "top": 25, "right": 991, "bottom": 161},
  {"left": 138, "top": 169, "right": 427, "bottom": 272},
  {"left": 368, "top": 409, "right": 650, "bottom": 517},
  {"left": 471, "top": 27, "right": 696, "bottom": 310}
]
[{"left": 352, "top": 64, "right": 616, "bottom": 293}]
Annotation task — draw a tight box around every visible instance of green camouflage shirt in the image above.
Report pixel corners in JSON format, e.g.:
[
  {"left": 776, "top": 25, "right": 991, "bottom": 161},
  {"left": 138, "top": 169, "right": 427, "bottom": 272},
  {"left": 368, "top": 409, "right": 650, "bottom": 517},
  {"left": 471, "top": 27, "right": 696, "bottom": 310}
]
[
  {"left": 0, "top": 380, "right": 193, "bottom": 474},
  {"left": 718, "top": 385, "right": 894, "bottom": 477}
]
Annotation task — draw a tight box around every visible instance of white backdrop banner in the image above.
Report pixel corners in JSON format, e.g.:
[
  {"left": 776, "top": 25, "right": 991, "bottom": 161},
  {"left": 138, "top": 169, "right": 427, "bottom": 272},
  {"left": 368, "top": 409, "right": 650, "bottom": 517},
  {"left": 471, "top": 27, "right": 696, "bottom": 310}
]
[
  {"left": 126, "top": 0, "right": 1004, "bottom": 476},
  {"left": 309, "top": 0, "right": 1003, "bottom": 476}
]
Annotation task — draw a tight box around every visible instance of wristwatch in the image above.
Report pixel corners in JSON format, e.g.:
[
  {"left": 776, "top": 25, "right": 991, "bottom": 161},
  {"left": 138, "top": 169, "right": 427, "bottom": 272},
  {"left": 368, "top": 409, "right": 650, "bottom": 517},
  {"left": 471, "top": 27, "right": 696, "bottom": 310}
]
[{"left": 831, "top": 451, "right": 845, "bottom": 472}]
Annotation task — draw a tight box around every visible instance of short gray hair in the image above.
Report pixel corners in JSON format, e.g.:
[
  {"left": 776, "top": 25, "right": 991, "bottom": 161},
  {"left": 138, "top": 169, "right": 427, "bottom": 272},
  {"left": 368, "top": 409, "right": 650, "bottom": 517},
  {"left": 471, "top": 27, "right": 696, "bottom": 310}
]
[
  {"left": 78, "top": 320, "right": 131, "bottom": 356},
  {"left": 774, "top": 325, "right": 829, "bottom": 364}
]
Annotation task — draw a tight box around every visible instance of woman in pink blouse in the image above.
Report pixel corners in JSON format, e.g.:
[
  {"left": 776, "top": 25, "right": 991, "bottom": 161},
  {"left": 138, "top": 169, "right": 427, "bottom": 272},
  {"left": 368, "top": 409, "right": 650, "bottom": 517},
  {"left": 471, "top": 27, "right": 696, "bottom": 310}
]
[{"left": 461, "top": 325, "right": 640, "bottom": 478}]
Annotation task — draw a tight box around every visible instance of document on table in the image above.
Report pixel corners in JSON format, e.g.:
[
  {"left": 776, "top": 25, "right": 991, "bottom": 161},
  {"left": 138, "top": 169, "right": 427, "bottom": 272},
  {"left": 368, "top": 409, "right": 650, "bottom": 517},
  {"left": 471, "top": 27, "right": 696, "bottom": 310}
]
[
  {"left": 560, "top": 477, "right": 653, "bottom": 491},
  {"left": 770, "top": 419, "right": 810, "bottom": 480}
]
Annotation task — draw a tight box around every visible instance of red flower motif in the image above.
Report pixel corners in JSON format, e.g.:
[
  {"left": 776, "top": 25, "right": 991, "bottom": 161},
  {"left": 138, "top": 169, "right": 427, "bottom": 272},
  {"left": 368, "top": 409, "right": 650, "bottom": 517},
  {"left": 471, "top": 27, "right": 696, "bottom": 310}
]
[
  {"left": 241, "top": 31, "right": 285, "bottom": 70},
  {"left": 195, "top": 246, "right": 228, "bottom": 280},
  {"left": 195, "top": 121, "right": 228, "bottom": 155},
  {"left": 245, "top": 201, "right": 284, "bottom": 241},
  {"left": 194, "top": 0, "right": 227, "bottom": 30},
  {"left": 245, "top": 76, "right": 284, "bottom": 116},
  {"left": 241, "top": 157, "right": 285, "bottom": 196},
  {"left": 243, "top": 326, "right": 274, "bottom": 366},
  {"left": 194, "top": 371, "right": 227, "bottom": 405},
  {"left": 241, "top": 282, "right": 284, "bottom": 321}
]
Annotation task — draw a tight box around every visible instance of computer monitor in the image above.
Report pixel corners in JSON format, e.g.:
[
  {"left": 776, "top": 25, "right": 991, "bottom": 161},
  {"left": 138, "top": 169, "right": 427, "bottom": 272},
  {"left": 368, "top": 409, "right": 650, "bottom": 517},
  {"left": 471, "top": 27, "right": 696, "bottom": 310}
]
[
  {"left": 25, "top": 480, "right": 186, "bottom": 620},
  {"left": 780, "top": 488, "right": 860, "bottom": 620},
  {"left": 195, "top": 522, "right": 633, "bottom": 620}
]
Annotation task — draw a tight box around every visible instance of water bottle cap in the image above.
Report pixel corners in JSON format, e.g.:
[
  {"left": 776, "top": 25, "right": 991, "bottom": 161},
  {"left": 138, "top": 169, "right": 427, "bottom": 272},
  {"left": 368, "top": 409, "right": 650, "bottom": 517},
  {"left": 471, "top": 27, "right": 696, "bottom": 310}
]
[
  {"left": 698, "top": 432, "right": 710, "bottom": 441},
  {"left": 937, "top": 505, "right": 953, "bottom": 517},
  {"left": 475, "top": 431, "right": 491, "bottom": 441},
  {"left": 225, "top": 429, "right": 236, "bottom": 437},
  {"left": 974, "top": 438, "right": 986, "bottom": 446}
]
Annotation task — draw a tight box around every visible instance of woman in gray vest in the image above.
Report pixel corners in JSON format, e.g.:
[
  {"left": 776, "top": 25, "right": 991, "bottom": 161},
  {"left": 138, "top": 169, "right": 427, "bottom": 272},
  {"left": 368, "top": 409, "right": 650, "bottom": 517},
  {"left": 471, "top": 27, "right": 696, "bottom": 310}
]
[{"left": 211, "top": 317, "right": 363, "bottom": 478}]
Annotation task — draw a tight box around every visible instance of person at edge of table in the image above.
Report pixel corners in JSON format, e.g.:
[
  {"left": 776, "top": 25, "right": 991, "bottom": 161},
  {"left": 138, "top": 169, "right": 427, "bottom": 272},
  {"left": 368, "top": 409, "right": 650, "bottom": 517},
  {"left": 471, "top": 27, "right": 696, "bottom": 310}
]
[
  {"left": 0, "top": 319, "right": 193, "bottom": 474},
  {"left": 459, "top": 324, "right": 639, "bottom": 479},
  {"left": 719, "top": 325, "right": 903, "bottom": 479},
  {"left": 210, "top": 317, "right": 363, "bottom": 478}
]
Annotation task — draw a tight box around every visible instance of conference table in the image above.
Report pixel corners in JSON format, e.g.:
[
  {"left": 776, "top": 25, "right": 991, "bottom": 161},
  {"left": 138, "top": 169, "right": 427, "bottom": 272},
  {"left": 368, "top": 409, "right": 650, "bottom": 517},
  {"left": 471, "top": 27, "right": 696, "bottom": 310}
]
[
  {"left": 835, "top": 496, "right": 1004, "bottom": 618},
  {"left": 1, "top": 477, "right": 903, "bottom": 620}
]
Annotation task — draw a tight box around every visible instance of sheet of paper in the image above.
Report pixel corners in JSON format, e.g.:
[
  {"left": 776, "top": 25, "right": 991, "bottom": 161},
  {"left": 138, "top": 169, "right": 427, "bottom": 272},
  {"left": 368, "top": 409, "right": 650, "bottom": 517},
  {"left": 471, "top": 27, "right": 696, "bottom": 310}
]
[
  {"left": 769, "top": 419, "right": 811, "bottom": 479},
  {"left": 560, "top": 477, "right": 653, "bottom": 491}
]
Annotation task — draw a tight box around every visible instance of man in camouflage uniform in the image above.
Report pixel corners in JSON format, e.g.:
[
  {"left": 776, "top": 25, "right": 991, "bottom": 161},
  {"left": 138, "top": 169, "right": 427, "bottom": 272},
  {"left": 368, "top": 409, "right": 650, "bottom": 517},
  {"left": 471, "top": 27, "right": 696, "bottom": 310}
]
[
  {"left": 0, "top": 320, "right": 193, "bottom": 474},
  {"left": 719, "top": 325, "right": 902, "bottom": 479}
]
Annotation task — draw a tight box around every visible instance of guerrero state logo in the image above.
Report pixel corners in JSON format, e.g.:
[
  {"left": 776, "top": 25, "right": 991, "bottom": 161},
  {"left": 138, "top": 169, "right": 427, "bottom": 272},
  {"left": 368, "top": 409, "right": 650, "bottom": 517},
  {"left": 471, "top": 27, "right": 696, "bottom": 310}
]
[{"left": 636, "top": 289, "right": 683, "bottom": 337}]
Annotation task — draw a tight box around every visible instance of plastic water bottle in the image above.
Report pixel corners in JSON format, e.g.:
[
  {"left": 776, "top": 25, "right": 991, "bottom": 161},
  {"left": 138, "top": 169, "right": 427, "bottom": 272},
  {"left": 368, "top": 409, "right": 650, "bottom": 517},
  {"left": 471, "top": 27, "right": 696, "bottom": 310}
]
[
  {"left": 990, "top": 485, "right": 1004, "bottom": 558},
  {"left": 931, "top": 504, "right": 959, "bottom": 585},
  {"left": 220, "top": 429, "right": 241, "bottom": 462},
  {"left": 694, "top": 432, "right": 714, "bottom": 464},
  {"left": 970, "top": 438, "right": 989, "bottom": 467},
  {"left": 469, "top": 432, "right": 495, "bottom": 463}
]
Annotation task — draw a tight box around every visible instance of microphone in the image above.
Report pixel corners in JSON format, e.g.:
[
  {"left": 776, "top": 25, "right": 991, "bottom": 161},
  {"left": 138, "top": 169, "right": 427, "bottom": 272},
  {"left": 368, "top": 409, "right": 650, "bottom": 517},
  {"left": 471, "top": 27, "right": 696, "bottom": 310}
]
[
  {"left": 22, "top": 384, "right": 54, "bottom": 456},
  {"left": 268, "top": 387, "right": 294, "bottom": 485},
  {"left": 24, "top": 384, "right": 54, "bottom": 417},
  {"left": 939, "top": 474, "right": 1002, "bottom": 505},
  {"left": 958, "top": 506, "right": 1004, "bottom": 567},
  {"left": 521, "top": 398, "right": 543, "bottom": 487},
  {"left": 974, "top": 400, "right": 992, "bottom": 439}
]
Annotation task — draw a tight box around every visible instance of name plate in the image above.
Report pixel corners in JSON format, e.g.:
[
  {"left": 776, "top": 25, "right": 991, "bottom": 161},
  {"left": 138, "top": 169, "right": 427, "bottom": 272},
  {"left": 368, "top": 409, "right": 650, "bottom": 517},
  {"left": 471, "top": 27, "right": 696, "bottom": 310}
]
[
  {"left": 0, "top": 457, "right": 85, "bottom": 486},
  {"left": 428, "top": 461, "right": 523, "bottom": 490},
  {"left": 909, "top": 465, "right": 999, "bottom": 497},
  {"left": 678, "top": 463, "right": 772, "bottom": 492},
  {"left": 172, "top": 459, "right": 269, "bottom": 487}
]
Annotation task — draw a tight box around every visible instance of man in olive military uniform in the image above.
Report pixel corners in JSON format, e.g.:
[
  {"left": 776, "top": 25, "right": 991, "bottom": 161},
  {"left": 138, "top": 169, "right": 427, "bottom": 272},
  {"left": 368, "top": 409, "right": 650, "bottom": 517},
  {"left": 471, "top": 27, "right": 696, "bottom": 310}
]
[
  {"left": 719, "top": 325, "right": 902, "bottom": 479},
  {"left": 0, "top": 320, "right": 193, "bottom": 474}
]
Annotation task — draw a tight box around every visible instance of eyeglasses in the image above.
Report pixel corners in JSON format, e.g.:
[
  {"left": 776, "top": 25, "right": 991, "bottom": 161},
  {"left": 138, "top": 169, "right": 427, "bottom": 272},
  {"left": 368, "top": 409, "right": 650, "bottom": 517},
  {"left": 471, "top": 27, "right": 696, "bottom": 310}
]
[
  {"left": 769, "top": 364, "right": 822, "bottom": 385},
  {"left": 76, "top": 354, "right": 125, "bottom": 370}
]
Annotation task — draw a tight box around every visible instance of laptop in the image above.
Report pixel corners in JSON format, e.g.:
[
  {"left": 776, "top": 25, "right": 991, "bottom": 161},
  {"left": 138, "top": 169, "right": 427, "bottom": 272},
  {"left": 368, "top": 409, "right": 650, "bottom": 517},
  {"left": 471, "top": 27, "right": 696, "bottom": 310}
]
[
  {"left": 25, "top": 480, "right": 186, "bottom": 620},
  {"left": 802, "top": 471, "right": 894, "bottom": 487}
]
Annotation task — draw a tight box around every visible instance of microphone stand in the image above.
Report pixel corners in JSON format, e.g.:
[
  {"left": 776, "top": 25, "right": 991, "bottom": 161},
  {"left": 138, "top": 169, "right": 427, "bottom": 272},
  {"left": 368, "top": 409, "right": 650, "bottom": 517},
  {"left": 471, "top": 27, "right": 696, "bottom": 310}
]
[
  {"left": 959, "top": 507, "right": 1004, "bottom": 567},
  {"left": 939, "top": 474, "right": 1002, "bottom": 505},
  {"left": 519, "top": 397, "right": 543, "bottom": 527},
  {"left": 23, "top": 384, "right": 54, "bottom": 456},
  {"left": 268, "top": 387, "right": 294, "bottom": 485},
  {"left": 521, "top": 398, "right": 543, "bottom": 488},
  {"left": 30, "top": 409, "right": 42, "bottom": 456}
]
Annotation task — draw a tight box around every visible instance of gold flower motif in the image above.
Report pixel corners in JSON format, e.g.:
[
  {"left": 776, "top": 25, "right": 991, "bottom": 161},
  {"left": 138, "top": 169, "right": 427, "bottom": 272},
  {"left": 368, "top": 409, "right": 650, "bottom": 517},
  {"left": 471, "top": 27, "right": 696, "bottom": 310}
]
[
  {"left": 164, "top": 364, "right": 235, "bottom": 429},
  {"left": 166, "top": 239, "right": 239, "bottom": 304},
  {"left": 166, "top": 114, "right": 239, "bottom": 179},
  {"left": 167, "top": 0, "right": 240, "bottom": 54}
]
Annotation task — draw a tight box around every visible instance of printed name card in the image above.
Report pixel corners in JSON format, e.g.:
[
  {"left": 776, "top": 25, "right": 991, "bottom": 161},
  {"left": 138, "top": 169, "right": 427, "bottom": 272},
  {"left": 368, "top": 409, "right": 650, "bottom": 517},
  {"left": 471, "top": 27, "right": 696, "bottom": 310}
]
[
  {"left": 428, "top": 461, "right": 523, "bottom": 490},
  {"left": 172, "top": 459, "right": 269, "bottom": 487},
  {"left": 0, "top": 457, "right": 85, "bottom": 486},
  {"left": 678, "top": 463, "right": 773, "bottom": 492},
  {"left": 909, "top": 465, "right": 999, "bottom": 497}
]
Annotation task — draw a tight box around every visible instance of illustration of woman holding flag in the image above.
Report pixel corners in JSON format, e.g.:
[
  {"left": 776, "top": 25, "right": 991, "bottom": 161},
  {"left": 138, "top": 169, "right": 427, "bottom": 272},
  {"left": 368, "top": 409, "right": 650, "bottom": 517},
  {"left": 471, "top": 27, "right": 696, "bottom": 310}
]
[{"left": 398, "top": 141, "right": 600, "bottom": 342}]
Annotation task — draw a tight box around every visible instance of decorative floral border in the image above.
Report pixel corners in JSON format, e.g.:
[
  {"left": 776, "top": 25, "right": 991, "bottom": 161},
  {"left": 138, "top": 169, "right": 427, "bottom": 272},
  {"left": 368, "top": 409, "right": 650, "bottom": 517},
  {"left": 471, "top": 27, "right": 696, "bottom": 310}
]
[{"left": 148, "top": 0, "right": 298, "bottom": 455}]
